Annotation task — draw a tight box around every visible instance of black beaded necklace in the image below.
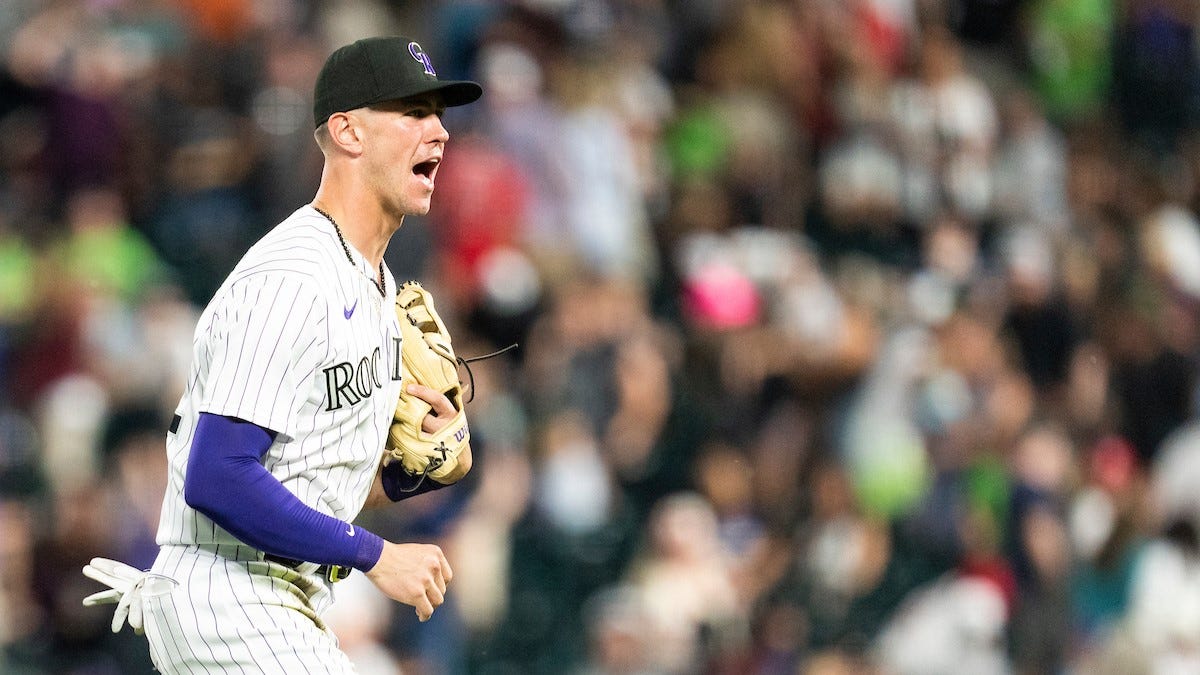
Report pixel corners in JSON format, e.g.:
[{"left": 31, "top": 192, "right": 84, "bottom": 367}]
[{"left": 312, "top": 205, "right": 386, "bottom": 298}]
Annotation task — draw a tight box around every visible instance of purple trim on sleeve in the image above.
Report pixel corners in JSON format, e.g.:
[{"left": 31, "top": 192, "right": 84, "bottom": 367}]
[{"left": 183, "top": 413, "right": 384, "bottom": 571}]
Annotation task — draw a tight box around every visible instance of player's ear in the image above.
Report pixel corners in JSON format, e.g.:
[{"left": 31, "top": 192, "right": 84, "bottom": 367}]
[{"left": 325, "top": 111, "right": 365, "bottom": 156}]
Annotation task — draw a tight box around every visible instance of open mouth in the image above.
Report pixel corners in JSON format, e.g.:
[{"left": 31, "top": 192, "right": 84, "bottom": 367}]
[{"left": 413, "top": 158, "right": 439, "bottom": 181}]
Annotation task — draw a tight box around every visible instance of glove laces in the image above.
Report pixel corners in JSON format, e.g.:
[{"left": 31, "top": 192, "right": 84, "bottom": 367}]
[
  {"left": 396, "top": 342, "right": 519, "bottom": 493},
  {"left": 458, "top": 343, "right": 519, "bottom": 403}
]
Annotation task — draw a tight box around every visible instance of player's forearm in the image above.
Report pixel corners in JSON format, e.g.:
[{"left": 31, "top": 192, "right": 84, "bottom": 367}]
[
  {"left": 366, "top": 439, "right": 473, "bottom": 507},
  {"left": 363, "top": 470, "right": 393, "bottom": 509},
  {"left": 183, "top": 413, "right": 384, "bottom": 571}
]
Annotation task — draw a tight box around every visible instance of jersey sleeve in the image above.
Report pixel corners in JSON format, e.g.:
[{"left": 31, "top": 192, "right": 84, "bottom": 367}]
[{"left": 200, "top": 272, "right": 328, "bottom": 437}]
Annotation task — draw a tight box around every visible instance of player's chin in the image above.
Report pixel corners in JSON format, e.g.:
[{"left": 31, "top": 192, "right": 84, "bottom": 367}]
[{"left": 401, "top": 193, "right": 434, "bottom": 216}]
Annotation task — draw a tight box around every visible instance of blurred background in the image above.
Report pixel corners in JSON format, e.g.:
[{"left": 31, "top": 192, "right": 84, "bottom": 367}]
[{"left": 2, "top": 0, "right": 1200, "bottom": 673}]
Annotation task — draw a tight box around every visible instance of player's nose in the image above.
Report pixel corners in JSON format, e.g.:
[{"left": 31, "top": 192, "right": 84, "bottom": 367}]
[{"left": 428, "top": 115, "right": 449, "bottom": 143}]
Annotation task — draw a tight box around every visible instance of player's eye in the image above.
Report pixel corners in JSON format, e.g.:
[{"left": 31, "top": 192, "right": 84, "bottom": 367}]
[{"left": 407, "top": 106, "right": 445, "bottom": 119}]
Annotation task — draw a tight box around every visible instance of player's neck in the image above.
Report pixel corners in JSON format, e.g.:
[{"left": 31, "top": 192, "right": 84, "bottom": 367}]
[{"left": 309, "top": 193, "right": 399, "bottom": 270}]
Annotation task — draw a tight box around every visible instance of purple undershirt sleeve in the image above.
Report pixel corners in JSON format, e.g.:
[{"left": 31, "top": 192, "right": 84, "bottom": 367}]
[
  {"left": 183, "top": 412, "right": 384, "bottom": 572},
  {"left": 380, "top": 460, "right": 451, "bottom": 501}
]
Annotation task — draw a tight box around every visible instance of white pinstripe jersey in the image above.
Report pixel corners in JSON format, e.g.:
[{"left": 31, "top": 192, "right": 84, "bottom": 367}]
[{"left": 156, "top": 205, "right": 403, "bottom": 548}]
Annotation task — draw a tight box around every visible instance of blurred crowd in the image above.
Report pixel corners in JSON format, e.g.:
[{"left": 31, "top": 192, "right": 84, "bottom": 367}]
[{"left": 2, "top": 0, "right": 1200, "bottom": 674}]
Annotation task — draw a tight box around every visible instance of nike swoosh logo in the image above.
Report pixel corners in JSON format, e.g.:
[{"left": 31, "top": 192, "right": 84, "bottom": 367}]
[
  {"left": 343, "top": 299, "right": 358, "bottom": 319},
  {"left": 346, "top": 525, "right": 356, "bottom": 537}
]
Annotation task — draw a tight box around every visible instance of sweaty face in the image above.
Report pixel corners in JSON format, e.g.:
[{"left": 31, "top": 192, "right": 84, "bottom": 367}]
[{"left": 359, "top": 95, "right": 449, "bottom": 218}]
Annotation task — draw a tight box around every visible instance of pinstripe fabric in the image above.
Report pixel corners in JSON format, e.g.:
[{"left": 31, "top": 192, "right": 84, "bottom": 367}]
[
  {"left": 145, "top": 545, "right": 354, "bottom": 673},
  {"left": 148, "top": 206, "right": 404, "bottom": 671}
]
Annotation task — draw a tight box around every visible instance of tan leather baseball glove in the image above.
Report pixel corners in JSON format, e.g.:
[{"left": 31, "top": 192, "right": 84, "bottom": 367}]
[{"left": 386, "top": 281, "right": 470, "bottom": 483}]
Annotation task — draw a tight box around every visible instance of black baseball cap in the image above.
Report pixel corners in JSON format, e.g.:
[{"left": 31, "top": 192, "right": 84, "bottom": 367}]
[{"left": 313, "top": 36, "right": 482, "bottom": 127}]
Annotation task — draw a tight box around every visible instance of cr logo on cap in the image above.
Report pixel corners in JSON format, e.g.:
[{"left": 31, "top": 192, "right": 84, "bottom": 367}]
[{"left": 408, "top": 42, "right": 437, "bottom": 76}]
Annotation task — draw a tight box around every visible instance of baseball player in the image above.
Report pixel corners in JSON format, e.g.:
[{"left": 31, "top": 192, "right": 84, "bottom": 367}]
[{"left": 81, "top": 36, "right": 482, "bottom": 672}]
